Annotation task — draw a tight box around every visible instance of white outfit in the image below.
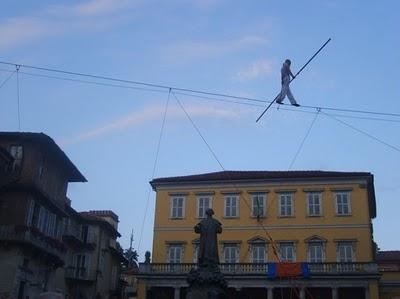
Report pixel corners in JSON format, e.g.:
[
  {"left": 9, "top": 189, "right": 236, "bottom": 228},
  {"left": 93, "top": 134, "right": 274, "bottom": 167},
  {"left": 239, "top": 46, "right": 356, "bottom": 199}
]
[{"left": 276, "top": 62, "right": 298, "bottom": 105}]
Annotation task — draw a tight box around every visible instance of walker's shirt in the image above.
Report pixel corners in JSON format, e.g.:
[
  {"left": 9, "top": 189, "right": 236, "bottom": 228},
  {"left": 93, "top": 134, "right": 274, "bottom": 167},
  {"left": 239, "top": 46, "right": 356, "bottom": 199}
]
[{"left": 281, "top": 62, "right": 292, "bottom": 82}]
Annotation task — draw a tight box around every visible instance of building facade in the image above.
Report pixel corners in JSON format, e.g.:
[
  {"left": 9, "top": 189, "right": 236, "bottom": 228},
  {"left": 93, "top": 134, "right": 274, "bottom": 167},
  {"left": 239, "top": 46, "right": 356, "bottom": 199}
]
[
  {"left": 376, "top": 251, "right": 400, "bottom": 299},
  {"left": 0, "top": 132, "right": 125, "bottom": 299},
  {"left": 56, "top": 209, "right": 126, "bottom": 299},
  {"left": 138, "top": 170, "right": 379, "bottom": 299},
  {"left": 0, "top": 132, "right": 86, "bottom": 299}
]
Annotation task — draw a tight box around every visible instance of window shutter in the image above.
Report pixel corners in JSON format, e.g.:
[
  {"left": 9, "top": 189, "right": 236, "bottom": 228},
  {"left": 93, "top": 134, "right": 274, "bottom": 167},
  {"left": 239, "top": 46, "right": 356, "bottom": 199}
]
[
  {"left": 87, "top": 226, "right": 94, "bottom": 243},
  {"left": 38, "top": 207, "right": 45, "bottom": 232},
  {"left": 26, "top": 198, "right": 35, "bottom": 226}
]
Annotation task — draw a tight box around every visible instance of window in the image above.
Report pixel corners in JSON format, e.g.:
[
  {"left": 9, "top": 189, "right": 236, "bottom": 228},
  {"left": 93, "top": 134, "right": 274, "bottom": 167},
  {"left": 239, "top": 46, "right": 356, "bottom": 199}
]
[
  {"left": 251, "top": 244, "right": 266, "bottom": 263},
  {"left": 168, "top": 245, "right": 183, "bottom": 263},
  {"left": 337, "top": 242, "right": 354, "bottom": 262},
  {"left": 193, "top": 243, "right": 199, "bottom": 263},
  {"left": 224, "top": 195, "right": 239, "bottom": 217},
  {"left": 335, "top": 192, "right": 351, "bottom": 215},
  {"left": 10, "top": 145, "right": 23, "bottom": 172},
  {"left": 81, "top": 225, "right": 89, "bottom": 243},
  {"left": 38, "top": 157, "right": 45, "bottom": 179},
  {"left": 251, "top": 193, "right": 266, "bottom": 217},
  {"left": 307, "top": 193, "right": 322, "bottom": 216},
  {"left": 38, "top": 207, "right": 46, "bottom": 233},
  {"left": 308, "top": 242, "right": 325, "bottom": 263},
  {"left": 197, "top": 196, "right": 212, "bottom": 218},
  {"left": 31, "top": 202, "right": 40, "bottom": 228},
  {"left": 74, "top": 254, "right": 90, "bottom": 278},
  {"left": 279, "top": 193, "right": 293, "bottom": 216},
  {"left": 224, "top": 245, "right": 239, "bottom": 263},
  {"left": 111, "top": 266, "right": 118, "bottom": 290},
  {"left": 279, "top": 242, "right": 295, "bottom": 262},
  {"left": 170, "top": 196, "right": 185, "bottom": 218},
  {"left": 99, "top": 251, "right": 105, "bottom": 273}
]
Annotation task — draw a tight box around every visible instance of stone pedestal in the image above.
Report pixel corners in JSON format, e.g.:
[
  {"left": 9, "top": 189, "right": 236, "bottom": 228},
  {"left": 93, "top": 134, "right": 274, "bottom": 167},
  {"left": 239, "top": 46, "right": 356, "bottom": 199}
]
[{"left": 185, "top": 265, "right": 227, "bottom": 299}]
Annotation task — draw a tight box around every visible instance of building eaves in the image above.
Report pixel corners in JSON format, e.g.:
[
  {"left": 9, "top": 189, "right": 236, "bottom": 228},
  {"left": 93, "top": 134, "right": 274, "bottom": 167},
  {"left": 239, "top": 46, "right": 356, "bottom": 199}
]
[
  {"left": 150, "top": 170, "right": 373, "bottom": 187},
  {"left": 376, "top": 251, "right": 400, "bottom": 262},
  {"left": 0, "top": 132, "right": 86, "bottom": 182}
]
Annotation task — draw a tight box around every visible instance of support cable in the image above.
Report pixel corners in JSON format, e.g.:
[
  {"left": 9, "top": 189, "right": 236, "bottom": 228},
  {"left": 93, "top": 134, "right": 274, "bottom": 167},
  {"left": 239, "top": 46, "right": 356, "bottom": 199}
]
[
  {"left": 0, "top": 70, "right": 16, "bottom": 90},
  {"left": 170, "top": 92, "right": 314, "bottom": 299},
  {"left": 16, "top": 65, "right": 21, "bottom": 131},
  {"left": 172, "top": 91, "right": 282, "bottom": 262},
  {"left": 171, "top": 90, "right": 226, "bottom": 171},
  {"left": 320, "top": 110, "right": 400, "bottom": 153},
  {"left": 138, "top": 88, "right": 171, "bottom": 252},
  {"left": 288, "top": 108, "right": 320, "bottom": 170}
]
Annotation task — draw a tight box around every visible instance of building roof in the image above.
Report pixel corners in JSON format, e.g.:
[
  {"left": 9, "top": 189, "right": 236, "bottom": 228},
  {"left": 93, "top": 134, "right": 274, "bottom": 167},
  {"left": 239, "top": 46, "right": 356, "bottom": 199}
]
[
  {"left": 150, "top": 170, "right": 376, "bottom": 218},
  {"left": 0, "top": 132, "right": 86, "bottom": 182},
  {"left": 151, "top": 170, "right": 373, "bottom": 186},
  {"left": 376, "top": 251, "right": 400, "bottom": 262},
  {"left": 87, "top": 210, "right": 119, "bottom": 222},
  {"left": 79, "top": 211, "right": 121, "bottom": 237}
]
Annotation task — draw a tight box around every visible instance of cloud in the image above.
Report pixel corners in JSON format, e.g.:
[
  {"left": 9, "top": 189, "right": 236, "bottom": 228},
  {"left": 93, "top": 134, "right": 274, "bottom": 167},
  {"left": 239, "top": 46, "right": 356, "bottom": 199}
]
[
  {"left": 235, "top": 59, "right": 275, "bottom": 81},
  {"left": 46, "top": 0, "right": 137, "bottom": 17},
  {"left": 165, "top": 35, "right": 268, "bottom": 62},
  {"left": 0, "top": 17, "right": 56, "bottom": 50},
  {"left": 172, "top": 0, "right": 223, "bottom": 10},
  {"left": 61, "top": 103, "right": 239, "bottom": 146},
  {"left": 74, "top": 0, "right": 134, "bottom": 15},
  {"left": 0, "top": 0, "right": 138, "bottom": 51}
]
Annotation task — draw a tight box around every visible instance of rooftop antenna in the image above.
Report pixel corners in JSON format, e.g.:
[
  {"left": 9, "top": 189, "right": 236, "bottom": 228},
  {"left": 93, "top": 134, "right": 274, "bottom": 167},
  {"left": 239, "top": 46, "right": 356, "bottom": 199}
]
[{"left": 129, "top": 228, "right": 134, "bottom": 251}]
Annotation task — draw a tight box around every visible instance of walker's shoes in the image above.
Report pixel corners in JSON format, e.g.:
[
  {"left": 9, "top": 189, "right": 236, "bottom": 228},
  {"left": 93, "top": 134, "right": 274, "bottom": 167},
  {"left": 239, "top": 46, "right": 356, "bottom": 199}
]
[
  {"left": 276, "top": 101, "right": 283, "bottom": 105},
  {"left": 292, "top": 103, "right": 300, "bottom": 107}
]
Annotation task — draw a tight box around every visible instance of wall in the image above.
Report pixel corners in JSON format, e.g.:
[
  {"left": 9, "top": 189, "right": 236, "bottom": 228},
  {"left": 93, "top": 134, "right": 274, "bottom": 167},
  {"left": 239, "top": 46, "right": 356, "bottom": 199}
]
[
  {"left": 152, "top": 180, "right": 373, "bottom": 263},
  {"left": 0, "top": 191, "right": 29, "bottom": 225},
  {"left": 0, "top": 250, "right": 19, "bottom": 298},
  {"left": 0, "top": 138, "right": 70, "bottom": 207}
]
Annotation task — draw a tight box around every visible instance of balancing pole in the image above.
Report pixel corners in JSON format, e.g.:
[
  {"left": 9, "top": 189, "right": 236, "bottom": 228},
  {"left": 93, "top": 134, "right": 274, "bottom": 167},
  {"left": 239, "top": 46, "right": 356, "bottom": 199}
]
[{"left": 256, "top": 38, "right": 331, "bottom": 123}]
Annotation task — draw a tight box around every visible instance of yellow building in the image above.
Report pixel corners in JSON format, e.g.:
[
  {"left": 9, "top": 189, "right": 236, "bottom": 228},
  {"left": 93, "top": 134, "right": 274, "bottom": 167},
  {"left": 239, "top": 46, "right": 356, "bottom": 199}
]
[
  {"left": 376, "top": 251, "right": 400, "bottom": 299},
  {"left": 138, "top": 170, "right": 380, "bottom": 299}
]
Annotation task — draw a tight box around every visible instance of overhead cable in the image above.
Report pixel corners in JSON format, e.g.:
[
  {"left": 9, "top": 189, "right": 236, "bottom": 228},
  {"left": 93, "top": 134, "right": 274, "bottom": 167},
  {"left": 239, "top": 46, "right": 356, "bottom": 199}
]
[
  {"left": 0, "top": 60, "right": 399, "bottom": 118},
  {"left": 320, "top": 110, "right": 400, "bottom": 153}
]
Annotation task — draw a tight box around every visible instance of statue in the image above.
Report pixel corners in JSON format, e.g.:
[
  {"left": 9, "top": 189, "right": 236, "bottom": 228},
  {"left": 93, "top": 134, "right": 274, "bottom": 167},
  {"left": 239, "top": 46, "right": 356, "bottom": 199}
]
[
  {"left": 195, "top": 209, "right": 222, "bottom": 267},
  {"left": 186, "top": 209, "right": 227, "bottom": 299},
  {"left": 144, "top": 251, "right": 151, "bottom": 264}
]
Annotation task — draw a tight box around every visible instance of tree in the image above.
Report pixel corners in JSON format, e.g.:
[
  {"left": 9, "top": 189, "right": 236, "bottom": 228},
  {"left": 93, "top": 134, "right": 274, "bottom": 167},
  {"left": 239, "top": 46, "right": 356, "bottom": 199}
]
[{"left": 124, "top": 229, "right": 138, "bottom": 266}]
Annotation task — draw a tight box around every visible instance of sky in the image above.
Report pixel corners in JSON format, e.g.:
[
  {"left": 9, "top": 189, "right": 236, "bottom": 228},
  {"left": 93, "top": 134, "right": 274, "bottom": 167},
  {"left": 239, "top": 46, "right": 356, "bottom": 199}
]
[{"left": 0, "top": 0, "right": 399, "bottom": 260}]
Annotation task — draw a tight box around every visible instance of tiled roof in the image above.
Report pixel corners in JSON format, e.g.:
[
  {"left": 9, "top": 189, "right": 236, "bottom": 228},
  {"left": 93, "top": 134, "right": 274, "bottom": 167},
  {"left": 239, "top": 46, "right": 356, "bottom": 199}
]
[
  {"left": 376, "top": 251, "right": 400, "bottom": 262},
  {"left": 0, "top": 132, "right": 86, "bottom": 182},
  {"left": 151, "top": 170, "right": 373, "bottom": 185}
]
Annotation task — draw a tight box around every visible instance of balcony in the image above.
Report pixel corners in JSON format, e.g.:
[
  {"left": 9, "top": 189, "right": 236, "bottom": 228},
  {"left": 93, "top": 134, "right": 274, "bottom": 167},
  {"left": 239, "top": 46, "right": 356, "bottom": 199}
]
[
  {"left": 62, "top": 225, "right": 83, "bottom": 244},
  {"left": 0, "top": 225, "right": 66, "bottom": 263},
  {"left": 138, "top": 262, "right": 379, "bottom": 276},
  {"left": 65, "top": 266, "right": 96, "bottom": 281}
]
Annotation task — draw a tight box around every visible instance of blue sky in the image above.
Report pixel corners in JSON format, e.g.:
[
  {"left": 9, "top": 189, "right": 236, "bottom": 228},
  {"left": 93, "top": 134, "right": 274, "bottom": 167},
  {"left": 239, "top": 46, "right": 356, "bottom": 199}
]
[{"left": 1, "top": 0, "right": 399, "bottom": 260}]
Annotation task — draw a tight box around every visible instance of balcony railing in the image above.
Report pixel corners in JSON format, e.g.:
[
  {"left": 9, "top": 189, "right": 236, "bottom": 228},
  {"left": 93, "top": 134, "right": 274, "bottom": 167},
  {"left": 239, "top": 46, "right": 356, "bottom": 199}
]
[
  {"left": 0, "top": 225, "right": 66, "bottom": 261},
  {"left": 65, "top": 266, "right": 96, "bottom": 281},
  {"left": 139, "top": 262, "right": 379, "bottom": 276},
  {"left": 63, "top": 225, "right": 83, "bottom": 243}
]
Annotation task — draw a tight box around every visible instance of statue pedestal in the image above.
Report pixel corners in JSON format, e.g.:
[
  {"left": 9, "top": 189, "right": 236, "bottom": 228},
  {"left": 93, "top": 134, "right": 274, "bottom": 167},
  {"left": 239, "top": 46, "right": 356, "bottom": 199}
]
[{"left": 185, "top": 265, "right": 227, "bottom": 299}]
